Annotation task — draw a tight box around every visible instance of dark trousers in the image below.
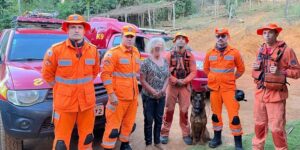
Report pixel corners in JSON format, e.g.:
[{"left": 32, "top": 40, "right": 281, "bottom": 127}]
[{"left": 142, "top": 94, "right": 165, "bottom": 145}]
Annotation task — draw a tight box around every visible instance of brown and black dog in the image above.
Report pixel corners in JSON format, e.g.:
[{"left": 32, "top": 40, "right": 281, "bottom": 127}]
[{"left": 190, "top": 92, "right": 210, "bottom": 145}]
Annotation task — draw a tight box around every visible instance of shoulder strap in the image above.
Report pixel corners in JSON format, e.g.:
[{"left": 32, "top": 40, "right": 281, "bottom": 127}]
[{"left": 275, "top": 43, "right": 287, "bottom": 62}]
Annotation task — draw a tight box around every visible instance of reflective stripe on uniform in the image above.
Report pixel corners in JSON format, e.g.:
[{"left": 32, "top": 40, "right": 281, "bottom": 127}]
[
  {"left": 112, "top": 72, "right": 136, "bottom": 78},
  {"left": 210, "top": 68, "right": 234, "bottom": 73},
  {"left": 120, "top": 58, "right": 130, "bottom": 64},
  {"left": 55, "top": 76, "right": 92, "bottom": 85},
  {"left": 224, "top": 55, "right": 234, "bottom": 61},
  {"left": 85, "top": 59, "right": 95, "bottom": 65},
  {"left": 119, "top": 134, "right": 129, "bottom": 141},
  {"left": 103, "top": 79, "right": 112, "bottom": 85},
  {"left": 58, "top": 59, "right": 72, "bottom": 66},
  {"left": 102, "top": 141, "right": 117, "bottom": 147},
  {"left": 213, "top": 126, "right": 223, "bottom": 131},
  {"left": 232, "top": 128, "right": 242, "bottom": 133},
  {"left": 209, "top": 56, "right": 218, "bottom": 61}
]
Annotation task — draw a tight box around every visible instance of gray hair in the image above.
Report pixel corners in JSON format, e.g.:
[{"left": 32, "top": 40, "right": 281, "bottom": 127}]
[{"left": 145, "top": 37, "right": 166, "bottom": 53}]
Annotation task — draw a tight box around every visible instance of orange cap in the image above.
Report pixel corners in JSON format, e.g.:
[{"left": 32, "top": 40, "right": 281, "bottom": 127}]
[
  {"left": 215, "top": 28, "right": 230, "bottom": 36},
  {"left": 257, "top": 23, "right": 282, "bottom": 35},
  {"left": 122, "top": 25, "right": 137, "bottom": 36},
  {"left": 173, "top": 32, "right": 189, "bottom": 43},
  {"left": 62, "top": 14, "right": 91, "bottom": 32}
]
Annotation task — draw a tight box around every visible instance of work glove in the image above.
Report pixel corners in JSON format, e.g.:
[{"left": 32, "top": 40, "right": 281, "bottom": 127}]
[{"left": 109, "top": 93, "right": 119, "bottom": 105}]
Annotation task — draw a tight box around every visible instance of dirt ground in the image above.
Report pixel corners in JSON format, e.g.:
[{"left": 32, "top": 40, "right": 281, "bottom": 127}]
[{"left": 24, "top": 11, "right": 300, "bottom": 150}]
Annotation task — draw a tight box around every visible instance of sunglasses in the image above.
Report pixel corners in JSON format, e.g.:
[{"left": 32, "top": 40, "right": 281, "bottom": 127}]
[
  {"left": 216, "top": 34, "right": 227, "bottom": 39},
  {"left": 125, "top": 35, "right": 134, "bottom": 38}
]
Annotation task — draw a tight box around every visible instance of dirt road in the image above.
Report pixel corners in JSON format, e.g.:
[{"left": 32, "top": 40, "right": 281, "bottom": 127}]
[{"left": 24, "top": 11, "right": 300, "bottom": 150}]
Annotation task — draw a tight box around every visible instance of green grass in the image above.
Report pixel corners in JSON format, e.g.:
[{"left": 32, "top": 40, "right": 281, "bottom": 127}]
[{"left": 188, "top": 120, "right": 300, "bottom": 150}]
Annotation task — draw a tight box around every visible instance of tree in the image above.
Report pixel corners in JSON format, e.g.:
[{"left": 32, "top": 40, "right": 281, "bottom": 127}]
[
  {"left": 285, "top": 0, "right": 289, "bottom": 18},
  {"left": 0, "top": 0, "right": 18, "bottom": 29}
]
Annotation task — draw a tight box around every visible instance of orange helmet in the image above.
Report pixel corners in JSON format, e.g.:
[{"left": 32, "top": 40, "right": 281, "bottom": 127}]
[
  {"left": 257, "top": 23, "right": 282, "bottom": 35},
  {"left": 62, "top": 14, "right": 91, "bottom": 32},
  {"left": 173, "top": 32, "right": 189, "bottom": 43},
  {"left": 215, "top": 28, "right": 230, "bottom": 36},
  {"left": 122, "top": 25, "right": 137, "bottom": 36}
]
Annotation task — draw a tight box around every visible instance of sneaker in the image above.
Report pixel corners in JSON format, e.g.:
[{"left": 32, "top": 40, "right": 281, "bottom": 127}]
[
  {"left": 183, "top": 136, "right": 193, "bottom": 145},
  {"left": 160, "top": 136, "right": 168, "bottom": 144}
]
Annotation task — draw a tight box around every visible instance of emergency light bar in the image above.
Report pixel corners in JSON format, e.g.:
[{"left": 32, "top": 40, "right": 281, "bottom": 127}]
[{"left": 139, "top": 28, "right": 168, "bottom": 35}]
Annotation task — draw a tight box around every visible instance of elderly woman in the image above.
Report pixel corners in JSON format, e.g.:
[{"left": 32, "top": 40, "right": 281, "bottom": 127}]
[{"left": 140, "top": 37, "right": 169, "bottom": 150}]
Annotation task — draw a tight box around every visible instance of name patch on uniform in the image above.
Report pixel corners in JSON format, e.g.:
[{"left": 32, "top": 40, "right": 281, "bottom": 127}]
[
  {"left": 224, "top": 55, "right": 234, "bottom": 61},
  {"left": 120, "top": 58, "right": 129, "bottom": 64},
  {"left": 58, "top": 59, "right": 72, "bottom": 66},
  {"left": 209, "top": 56, "right": 218, "bottom": 61},
  {"left": 85, "top": 59, "right": 95, "bottom": 65}
]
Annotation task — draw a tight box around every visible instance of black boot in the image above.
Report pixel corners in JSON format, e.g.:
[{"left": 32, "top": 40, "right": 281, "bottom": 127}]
[
  {"left": 234, "top": 135, "right": 244, "bottom": 150},
  {"left": 208, "top": 131, "right": 222, "bottom": 148},
  {"left": 120, "top": 142, "right": 132, "bottom": 150}
]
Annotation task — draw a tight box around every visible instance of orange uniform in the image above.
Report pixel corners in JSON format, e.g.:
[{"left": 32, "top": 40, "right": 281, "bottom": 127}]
[
  {"left": 204, "top": 45, "right": 245, "bottom": 136},
  {"left": 42, "top": 39, "right": 99, "bottom": 150},
  {"left": 101, "top": 44, "right": 140, "bottom": 149},
  {"left": 160, "top": 49, "right": 197, "bottom": 137},
  {"left": 252, "top": 41, "right": 300, "bottom": 150}
]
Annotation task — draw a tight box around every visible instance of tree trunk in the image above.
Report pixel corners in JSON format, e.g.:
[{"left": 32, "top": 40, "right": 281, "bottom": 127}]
[
  {"left": 285, "top": 0, "right": 289, "bottom": 18},
  {"left": 86, "top": 0, "right": 90, "bottom": 20},
  {"left": 142, "top": 13, "right": 145, "bottom": 27},
  {"left": 201, "top": 0, "right": 205, "bottom": 11},
  {"left": 153, "top": 10, "right": 156, "bottom": 27},
  {"left": 173, "top": 3, "right": 175, "bottom": 29},
  {"left": 214, "top": 0, "right": 218, "bottom": 18},
  {"left": 148, "top": 9, "right": 152, "bottom": 28}
]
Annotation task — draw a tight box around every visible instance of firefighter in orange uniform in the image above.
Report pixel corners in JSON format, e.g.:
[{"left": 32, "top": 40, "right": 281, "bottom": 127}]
[
  {"left": 160, "top": 32, "right": 196, "bottom": 145},
  {"left": 252, "top": 24, "right": 300, "bottom": 150},
  {"left": 101, "top": 25, "right": 140, "bottom": 150},
  {"left": 204, "top": 28, "right": 245, "bottom": 149},
  {"left": 42, "top": 14, "right": 100, "bottom": 150}
]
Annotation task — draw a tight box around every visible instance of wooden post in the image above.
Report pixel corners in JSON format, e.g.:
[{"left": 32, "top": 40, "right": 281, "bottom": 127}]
[
  {"left": 173, "top": 3, "right": 175, "bottom": 29},
  {"left": 148, "top": 9, "right": 152, "bottom": 28},
  {"left": 125, "top": 14, "right": 128, "bottom": 22}
]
